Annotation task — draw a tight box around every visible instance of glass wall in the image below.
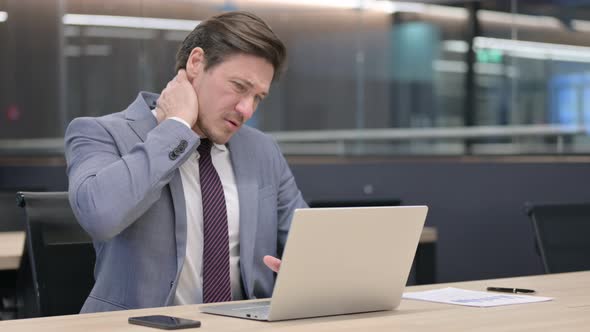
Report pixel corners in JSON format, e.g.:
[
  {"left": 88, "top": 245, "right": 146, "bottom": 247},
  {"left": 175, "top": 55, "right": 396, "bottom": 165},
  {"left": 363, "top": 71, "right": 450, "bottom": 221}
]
[{"left": 1, "top": 0, "right": 590, "bottom": 155}]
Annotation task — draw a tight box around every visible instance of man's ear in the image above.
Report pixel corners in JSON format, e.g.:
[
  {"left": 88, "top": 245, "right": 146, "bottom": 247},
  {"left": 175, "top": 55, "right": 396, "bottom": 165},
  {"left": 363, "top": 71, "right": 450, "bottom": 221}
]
[{"left": 185, "top": 47, "right": 205, "bottom": 81}]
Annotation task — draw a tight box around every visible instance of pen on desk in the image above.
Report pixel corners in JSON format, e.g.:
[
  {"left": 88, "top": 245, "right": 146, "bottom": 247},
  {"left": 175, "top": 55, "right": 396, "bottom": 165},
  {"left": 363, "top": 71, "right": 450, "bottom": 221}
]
[{"left": 487, "top": 287, "right": 536, "bottom": 294}]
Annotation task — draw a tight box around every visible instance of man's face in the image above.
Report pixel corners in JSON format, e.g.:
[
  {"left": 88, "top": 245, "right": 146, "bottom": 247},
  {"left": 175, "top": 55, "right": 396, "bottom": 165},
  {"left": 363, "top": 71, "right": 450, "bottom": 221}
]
[{"left": 190, "top": 53, "right": 274, "bottom": 144}]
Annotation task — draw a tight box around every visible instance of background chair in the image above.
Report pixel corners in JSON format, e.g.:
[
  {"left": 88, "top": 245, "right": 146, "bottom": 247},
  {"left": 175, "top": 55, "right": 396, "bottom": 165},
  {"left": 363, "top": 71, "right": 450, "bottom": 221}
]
[
  {"left": 0, "top": 191, "right": 24, "bottom": 320},
  {"left": 526, "top": 202, "right": 590, "bottom": 274},
  {"left": 15, "top": 192, "right": 95, "bottom": 318},
  {"left": 0, "top": 192, "right": 25, "bottom": 232},
  {"left": 308, "top": 198, "right": 402, "bottom": 208}
]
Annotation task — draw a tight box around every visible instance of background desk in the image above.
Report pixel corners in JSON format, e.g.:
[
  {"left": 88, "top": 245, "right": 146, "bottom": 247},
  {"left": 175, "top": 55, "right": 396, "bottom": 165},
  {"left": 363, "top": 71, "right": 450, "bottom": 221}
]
[
  {"left": 1, "top": 271, "right": 588, "bottom": 331},
  {"left": 0, "top": 232, "right": 25, "bottom": 271},
  {"left": 0, "top": 232, "right": 24, "bottom": 320}
]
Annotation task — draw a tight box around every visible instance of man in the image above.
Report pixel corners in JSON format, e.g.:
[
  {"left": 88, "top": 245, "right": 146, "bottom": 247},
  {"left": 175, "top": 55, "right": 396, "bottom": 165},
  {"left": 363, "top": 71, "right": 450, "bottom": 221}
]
[{"left": 65, "top": 11, "right": 307, "bottom": 313}]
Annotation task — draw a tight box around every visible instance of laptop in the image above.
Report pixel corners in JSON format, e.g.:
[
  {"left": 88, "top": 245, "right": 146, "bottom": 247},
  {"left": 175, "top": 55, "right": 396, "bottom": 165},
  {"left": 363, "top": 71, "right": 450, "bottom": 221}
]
[{"left": 200, "top": 205, "right": 428, "bottom": 321}]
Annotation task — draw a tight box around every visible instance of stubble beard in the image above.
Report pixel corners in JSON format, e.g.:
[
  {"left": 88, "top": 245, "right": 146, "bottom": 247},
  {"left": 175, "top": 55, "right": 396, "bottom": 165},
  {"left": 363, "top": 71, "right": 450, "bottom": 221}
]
[{"left": 198, "top": 118, "right": 234, "bottom": 145}]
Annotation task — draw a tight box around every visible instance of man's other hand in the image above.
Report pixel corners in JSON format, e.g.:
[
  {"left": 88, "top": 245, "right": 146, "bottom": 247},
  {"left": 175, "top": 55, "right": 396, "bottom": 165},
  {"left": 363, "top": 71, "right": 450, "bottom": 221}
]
[
  {"left": 155, "top": 69, "right": 199, "bottom": 127},
  {"left": 263, "top": 255, "right": 281, "bottom": 273}
]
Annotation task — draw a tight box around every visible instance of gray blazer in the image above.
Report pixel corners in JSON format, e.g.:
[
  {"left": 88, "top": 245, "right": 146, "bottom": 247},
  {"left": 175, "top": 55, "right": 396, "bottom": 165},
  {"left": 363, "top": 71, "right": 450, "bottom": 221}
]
[{"left": 65, "top": 92, "right": 307, "bottom": 313}]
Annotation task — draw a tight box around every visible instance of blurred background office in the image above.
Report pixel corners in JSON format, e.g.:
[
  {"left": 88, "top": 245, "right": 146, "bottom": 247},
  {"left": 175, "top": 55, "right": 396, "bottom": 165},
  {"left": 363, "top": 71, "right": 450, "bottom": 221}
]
[
  {"left": 3, "top": 0, "right": 590, "bottom": 154},
  {"left": 1, "top": 0, "right": 590, "bottom": 316}
]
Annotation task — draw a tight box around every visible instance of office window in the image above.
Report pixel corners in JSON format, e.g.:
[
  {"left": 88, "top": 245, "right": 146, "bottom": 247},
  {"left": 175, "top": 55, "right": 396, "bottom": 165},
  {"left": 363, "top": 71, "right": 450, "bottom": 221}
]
[{"left": 1, "top": 0, "right": 590, "bottom": 156}]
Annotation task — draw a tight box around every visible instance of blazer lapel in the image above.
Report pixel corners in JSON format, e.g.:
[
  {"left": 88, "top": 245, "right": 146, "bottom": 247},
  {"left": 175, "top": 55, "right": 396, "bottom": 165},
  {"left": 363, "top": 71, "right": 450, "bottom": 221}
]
[
  {"left": 165, "top": 171, "right": 187, "bottom": 305},
  {"left": 124, "top": 92, "right": 188, "bottom": 304},
  {"left": 228, "top": 132, "right": 259, "bottom": 299}
]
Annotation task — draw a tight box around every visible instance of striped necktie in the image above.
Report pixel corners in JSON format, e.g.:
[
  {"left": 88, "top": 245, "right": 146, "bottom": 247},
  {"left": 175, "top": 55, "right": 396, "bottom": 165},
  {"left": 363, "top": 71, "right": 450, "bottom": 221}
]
[{"left": 198, "top": 139, "right": 231, "bottom": 303}]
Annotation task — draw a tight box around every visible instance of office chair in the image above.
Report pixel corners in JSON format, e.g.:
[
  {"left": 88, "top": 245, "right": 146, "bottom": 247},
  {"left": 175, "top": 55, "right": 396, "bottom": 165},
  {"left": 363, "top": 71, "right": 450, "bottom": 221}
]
[
  {"left": 308, "top": 198, "right": 402, "bottom": 208},
  {"left": 0, "top": 192, "right": 25, "bottom": 232},
  {"left": 0, "top": 192, "right": 25, "bottom": 320},
  {"left": 526, "top": 202, "right": 590, "bottom": 274},
  {"left": 15, "top": 192, "right": 95, "bottom": 318}
]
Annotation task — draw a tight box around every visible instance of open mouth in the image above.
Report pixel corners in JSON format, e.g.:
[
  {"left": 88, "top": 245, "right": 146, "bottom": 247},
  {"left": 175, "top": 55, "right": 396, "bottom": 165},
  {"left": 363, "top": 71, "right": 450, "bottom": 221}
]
[
  {"left": 224, "top": 112, "right": 244, "bottom": 130},
  {"left": 226, "top": 119, "right": 239, "bottom": 128}
]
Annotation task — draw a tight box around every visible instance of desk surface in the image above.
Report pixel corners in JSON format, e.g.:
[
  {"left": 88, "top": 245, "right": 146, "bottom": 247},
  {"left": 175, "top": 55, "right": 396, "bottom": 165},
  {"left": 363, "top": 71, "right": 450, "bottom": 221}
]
[
  {"left": 0, "top": 231, "right": 25, "bottom": 271},
  {"left": 0, "top": 228, "right": 437, "bottom": 272},
  {"left": 1, "top": 271, "right": 588, "bottom": 331}
]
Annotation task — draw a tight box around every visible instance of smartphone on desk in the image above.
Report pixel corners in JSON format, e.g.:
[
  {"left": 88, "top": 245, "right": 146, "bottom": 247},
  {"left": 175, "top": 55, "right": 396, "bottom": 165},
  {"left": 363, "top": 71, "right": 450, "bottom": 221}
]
[{"left": 128, "top": 315, "right": 201, "bottom": 330}]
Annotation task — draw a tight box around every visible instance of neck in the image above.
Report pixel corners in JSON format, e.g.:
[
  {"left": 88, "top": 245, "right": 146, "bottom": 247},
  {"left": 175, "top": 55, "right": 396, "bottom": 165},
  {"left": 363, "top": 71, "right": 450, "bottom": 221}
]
[{"left": 193, "top": 125, "right": 206, "bottom": 138}]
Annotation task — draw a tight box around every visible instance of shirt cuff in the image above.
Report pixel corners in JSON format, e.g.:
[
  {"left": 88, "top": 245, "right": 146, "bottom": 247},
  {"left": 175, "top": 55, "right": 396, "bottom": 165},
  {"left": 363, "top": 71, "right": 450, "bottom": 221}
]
[{"left": 168, "top": 117, "right": 191, "bottom": 129}]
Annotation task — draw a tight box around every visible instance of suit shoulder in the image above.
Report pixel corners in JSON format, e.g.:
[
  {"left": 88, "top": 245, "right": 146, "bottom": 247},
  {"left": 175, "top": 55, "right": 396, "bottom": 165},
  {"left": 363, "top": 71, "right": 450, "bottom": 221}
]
[
  {"left": 237, "top": 125, "right": 265, "bottom": 137},
  {"left": 232, "top": 125, "right": 286, "bottom": 164},
  {"left": 236, "top": 125, "right": 276, "bottom": 145},
  {"left": 66, "top": 111, "right": 127, "bottom": 133}
]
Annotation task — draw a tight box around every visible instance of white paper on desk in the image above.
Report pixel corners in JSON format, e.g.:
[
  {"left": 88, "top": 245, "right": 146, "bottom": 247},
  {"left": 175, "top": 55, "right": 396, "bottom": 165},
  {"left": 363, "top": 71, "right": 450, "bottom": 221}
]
[{"left": 402, "top": 287, "right": 553, "bottom": 307}]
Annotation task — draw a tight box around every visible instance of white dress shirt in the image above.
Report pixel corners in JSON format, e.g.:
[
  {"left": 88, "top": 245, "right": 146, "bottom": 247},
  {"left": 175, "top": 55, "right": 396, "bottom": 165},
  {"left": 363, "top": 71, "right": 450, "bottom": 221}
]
[{"left": 151, "top": 114, "right": 243, "bottom": 304}]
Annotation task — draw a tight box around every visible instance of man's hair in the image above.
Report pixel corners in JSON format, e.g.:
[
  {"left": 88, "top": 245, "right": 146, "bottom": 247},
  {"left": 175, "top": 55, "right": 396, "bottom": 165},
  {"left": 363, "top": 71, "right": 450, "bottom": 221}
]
[{"left": 175, "top": 11, "right": 287, "bottom": 80}]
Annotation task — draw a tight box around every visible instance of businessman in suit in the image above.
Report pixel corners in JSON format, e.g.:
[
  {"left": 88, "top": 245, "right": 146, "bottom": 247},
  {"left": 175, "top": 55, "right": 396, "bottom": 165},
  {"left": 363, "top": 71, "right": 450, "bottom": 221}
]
[{"left": 65, "top": 11, "right": 307, "bottom": 313}]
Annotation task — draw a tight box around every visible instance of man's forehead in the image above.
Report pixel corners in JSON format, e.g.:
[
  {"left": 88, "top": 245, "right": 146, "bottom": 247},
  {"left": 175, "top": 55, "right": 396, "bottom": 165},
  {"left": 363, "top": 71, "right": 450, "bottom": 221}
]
[{"left": 220, "top": 54, "right": 273, "bottom": 76}]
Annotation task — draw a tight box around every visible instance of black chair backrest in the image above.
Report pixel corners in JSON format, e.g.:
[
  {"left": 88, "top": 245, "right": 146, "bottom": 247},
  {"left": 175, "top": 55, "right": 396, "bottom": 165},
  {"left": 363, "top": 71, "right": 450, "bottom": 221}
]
[
  {"left": 0, "top": 192, "right": 25, "bottom": 231},
  {"left": 15, "top": 191, "right": 95, "bottom": 318},
  {"left": 309, "top": 198, "right": 402, "bottom": 208},
  {"left": 526, "top": 202, "right": 590, "bottom": 274}
]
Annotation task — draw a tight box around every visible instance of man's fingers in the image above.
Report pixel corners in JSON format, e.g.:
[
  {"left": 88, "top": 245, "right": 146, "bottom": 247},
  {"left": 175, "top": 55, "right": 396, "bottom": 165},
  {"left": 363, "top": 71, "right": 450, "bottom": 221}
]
[
  {"left": 176, "top": 69, "right": 188, "bottom": 81},
  {"left": 263, "top": 255, "right": 281, "bottom": 273},
  {"left": 154, "top": 107, "right": 165, "bottom": 124},
  {"left": 156, "top": 70, "right": 199, "bottom": 127}
]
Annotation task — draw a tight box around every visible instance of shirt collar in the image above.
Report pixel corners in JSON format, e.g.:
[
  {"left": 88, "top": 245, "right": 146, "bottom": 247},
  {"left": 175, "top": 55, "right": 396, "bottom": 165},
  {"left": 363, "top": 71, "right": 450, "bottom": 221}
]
[{"left": 212, "top": 141, "right": 228, "bottom": 152}]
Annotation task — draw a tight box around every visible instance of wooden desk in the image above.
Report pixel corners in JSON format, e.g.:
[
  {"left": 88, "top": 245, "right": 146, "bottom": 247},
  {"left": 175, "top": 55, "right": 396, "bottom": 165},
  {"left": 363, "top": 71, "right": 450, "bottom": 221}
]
[
  {"left": 1, "top": 271, "right": 588, "bottom": 331},
  {"left": 0, "top": 232, "right": 25, "bottom": 271}
]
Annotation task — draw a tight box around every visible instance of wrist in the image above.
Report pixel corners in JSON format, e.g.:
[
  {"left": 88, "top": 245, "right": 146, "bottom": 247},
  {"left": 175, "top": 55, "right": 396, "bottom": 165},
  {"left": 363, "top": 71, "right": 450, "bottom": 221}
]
[{"left": 168, "top": 117, "right": 192, "bottom": 129}]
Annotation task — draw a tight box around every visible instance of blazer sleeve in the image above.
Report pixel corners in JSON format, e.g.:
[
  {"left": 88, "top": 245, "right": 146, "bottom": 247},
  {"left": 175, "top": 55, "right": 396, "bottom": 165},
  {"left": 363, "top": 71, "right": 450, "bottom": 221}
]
[
  {"left": 65, "top": 117, "right": 198, "bottom": 241},
  {"left": 269, "top": 137, "right": 308, "bottom": 257}
]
